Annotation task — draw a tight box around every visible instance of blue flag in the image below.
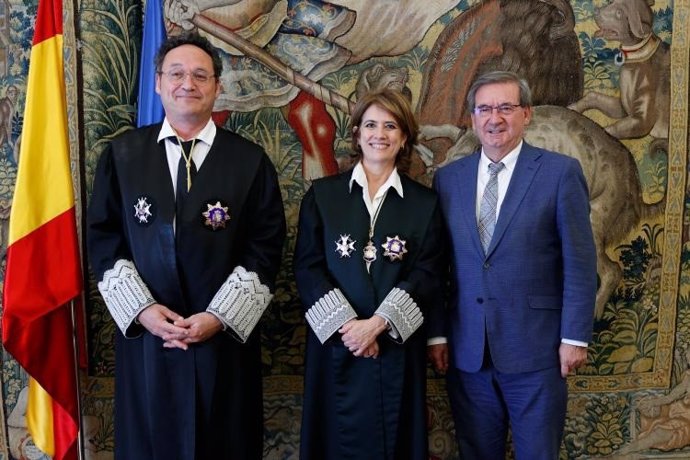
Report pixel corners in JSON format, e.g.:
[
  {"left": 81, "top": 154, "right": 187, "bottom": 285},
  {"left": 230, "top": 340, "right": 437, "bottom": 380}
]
[{"left": 136, "top": 0, "right": 165, "bottom": 127}]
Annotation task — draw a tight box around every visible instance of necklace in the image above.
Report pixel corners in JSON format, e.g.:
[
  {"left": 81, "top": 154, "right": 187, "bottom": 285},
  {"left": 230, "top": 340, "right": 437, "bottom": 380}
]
[
  {"left": 175, "top": 135, "right": 197, "bottom": 192},
  {"left": 363, "top": 190, "right": 388, "bottom": 268}
]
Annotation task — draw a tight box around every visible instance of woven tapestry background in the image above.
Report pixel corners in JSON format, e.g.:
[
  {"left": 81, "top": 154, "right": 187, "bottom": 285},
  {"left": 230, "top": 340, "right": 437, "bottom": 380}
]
[{"left": 0, "top": 0, "right": 688, "bottom": 459}]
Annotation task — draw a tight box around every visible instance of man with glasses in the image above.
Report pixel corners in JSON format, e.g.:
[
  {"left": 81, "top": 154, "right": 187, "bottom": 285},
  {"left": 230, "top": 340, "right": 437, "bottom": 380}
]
[
  {"left": 87, "top": 31, "right": 286, "bottom": 459},
  {"left": 429, "top": 71, "right": 596, "bottom": 459}
]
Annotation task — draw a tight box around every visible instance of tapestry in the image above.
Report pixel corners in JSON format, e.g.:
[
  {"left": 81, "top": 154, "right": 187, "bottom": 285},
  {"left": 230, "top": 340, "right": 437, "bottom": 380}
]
[{"left": 0, "top": 0, "right": 688, "bottom": 459}]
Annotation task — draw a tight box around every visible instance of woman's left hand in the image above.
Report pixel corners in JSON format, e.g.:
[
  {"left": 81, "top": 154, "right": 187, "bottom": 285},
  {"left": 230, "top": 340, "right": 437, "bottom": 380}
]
[
  {"left": 339, "top": 316, "right": 388, "bottom": 357},
  {"left": 361, "top": 341, "right": 380, "bottom": 359}
]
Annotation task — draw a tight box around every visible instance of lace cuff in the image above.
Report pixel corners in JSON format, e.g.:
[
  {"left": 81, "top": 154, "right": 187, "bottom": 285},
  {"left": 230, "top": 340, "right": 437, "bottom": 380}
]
[
  {"left": 97, "top": 259, "right": 156, "bottom": 336},
  {"left": 305, "top": 288, "right": 357, "bottom": 344},
  {"left": 374, "top": 288, "right": 423, "bottom": 343},
  {"left": 206, "top": 266, "right": 273, "bottom": 343}
]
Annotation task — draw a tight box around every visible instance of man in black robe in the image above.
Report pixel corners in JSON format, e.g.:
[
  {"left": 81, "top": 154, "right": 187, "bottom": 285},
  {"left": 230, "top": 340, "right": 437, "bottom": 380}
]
[{"left": 87, "top": 31, "right": 285, "bottom": 460}]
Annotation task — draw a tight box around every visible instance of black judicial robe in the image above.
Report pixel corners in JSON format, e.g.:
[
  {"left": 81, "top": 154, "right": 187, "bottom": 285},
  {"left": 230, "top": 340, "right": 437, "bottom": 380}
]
[
  {"left": 294, "top": 171, "right": 445, "bottom": 460},
  {"left": 87, "top": 124, "right": 285, "bottom": 460}
]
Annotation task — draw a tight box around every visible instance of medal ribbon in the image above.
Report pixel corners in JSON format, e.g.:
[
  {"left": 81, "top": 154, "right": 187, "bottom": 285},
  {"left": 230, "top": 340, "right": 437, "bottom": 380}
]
[{"left": 364, "top": 189, "right": 388, "bottom": 271}]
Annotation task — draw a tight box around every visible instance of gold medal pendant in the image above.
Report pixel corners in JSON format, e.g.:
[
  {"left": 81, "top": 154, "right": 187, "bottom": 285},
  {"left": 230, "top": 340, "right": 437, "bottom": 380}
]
[
  {"left": 363, "top": 240, "right": 377, "bottom": 263},
  {"left": 364, "top": 189, "right": 387, "bottom": 271}
]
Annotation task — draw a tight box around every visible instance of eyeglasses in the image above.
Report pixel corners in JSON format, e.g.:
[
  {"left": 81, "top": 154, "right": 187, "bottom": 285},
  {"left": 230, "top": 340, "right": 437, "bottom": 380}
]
[
  {"left": 158, "top": 69, "right": 215, "bottom": 84},
  {"left": 472, "top": 104, "right": 522, "bottom": 117}
]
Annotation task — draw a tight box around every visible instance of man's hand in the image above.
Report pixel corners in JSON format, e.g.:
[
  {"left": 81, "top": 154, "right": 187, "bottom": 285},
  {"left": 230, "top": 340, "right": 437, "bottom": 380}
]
[
  {"left": 339, "top": 316, "right": 387, "bottom": 357},
  {"left": 137, "top": 306, "right": 223, "bottom": 350},
  {"left": 428, "top": 343, "right": 449, "bottom": 374},
  {"left": 559, "top": 343, "right": 588, "bottom": 378},
  {"left": 171, "top": 312, "right": 223, "bottom": 348},
  {"left": 137, "top": 303, "right": 189, "bottom": 349}
]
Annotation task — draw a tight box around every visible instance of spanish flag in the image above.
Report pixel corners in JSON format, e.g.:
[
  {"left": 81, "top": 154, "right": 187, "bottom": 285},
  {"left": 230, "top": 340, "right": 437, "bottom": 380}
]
[{"left": 1, "top": 0, "right": 82, "bottom": 459}]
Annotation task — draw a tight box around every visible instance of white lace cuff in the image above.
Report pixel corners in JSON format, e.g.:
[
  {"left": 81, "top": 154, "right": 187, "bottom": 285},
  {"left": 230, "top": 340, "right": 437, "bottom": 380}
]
[
  {"left": 305, "top": 288, "right": 357, "bottom": 344},
  {"left": 97, "top": 259, "right": 156, "bottom": 335},
  {"left": 206, "top": 266, "right": 273, "bottom": 343},
  {"left": 374, "top": 287, "right": 423, "bottom": 343}
]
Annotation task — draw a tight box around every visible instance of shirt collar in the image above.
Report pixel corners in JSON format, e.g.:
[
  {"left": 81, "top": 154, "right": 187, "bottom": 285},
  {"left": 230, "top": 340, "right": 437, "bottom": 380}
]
[
  {"left": 157, "top": 117, "right": 217, "bottom": 147},
  {"left": 348, "top": 161, "right": 404, "bottom": 198},
  {"left": 480, "top": 140, "right": 522, "bottom": 172}
]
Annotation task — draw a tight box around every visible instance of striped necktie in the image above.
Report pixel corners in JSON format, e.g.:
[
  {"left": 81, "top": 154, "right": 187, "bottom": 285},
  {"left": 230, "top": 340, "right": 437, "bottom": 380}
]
[{"left": 478, "top": 162, "right": 504, "bottom": 253}]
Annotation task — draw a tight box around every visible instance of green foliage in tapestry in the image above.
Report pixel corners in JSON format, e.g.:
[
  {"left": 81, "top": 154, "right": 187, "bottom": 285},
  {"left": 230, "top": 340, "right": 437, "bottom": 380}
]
[{"left": 583, "top": 224, "right": 663, "bottom": 375}]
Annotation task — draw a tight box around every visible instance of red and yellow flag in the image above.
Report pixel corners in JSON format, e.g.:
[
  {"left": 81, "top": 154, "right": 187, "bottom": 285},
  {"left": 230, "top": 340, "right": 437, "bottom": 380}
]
[{"left": 1, "top": 0, "right": 82, "bottom": 458}]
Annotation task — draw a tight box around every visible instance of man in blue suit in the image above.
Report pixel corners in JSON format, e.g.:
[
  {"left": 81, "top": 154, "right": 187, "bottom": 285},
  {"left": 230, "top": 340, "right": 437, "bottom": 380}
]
[{"left": 429, "top": 71, "right": 597, "bottom": 459}]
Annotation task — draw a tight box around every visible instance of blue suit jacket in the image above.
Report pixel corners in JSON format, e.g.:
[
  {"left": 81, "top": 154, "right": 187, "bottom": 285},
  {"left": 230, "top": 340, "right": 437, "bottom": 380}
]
[{"left": 433, "top": 142, "right": 597, "bottom": 374}]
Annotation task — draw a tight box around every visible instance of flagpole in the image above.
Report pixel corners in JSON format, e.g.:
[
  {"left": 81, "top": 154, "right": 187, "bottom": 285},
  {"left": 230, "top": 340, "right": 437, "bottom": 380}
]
[
  {"left": 63, "top": 0, "right": 85, "bottom": 455},
  {"left": 69, "top": 298, "right": 85, "bottom": 460}
]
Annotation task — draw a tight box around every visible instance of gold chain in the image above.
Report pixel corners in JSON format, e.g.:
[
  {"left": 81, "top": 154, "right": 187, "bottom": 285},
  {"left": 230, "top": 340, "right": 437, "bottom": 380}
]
[{"left": 175, "top": 136, "right": 197, "bottom": 192}]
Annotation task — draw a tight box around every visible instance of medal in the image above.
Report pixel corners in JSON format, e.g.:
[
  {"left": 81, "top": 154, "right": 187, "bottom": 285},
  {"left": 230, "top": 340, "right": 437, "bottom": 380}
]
[
  {"left": 335, "top": 234, "right": 356, "bottom": 258},
  {"left": 202, "top": 200, "right": 231, "bottom": 230},
  {"left": 363, "top": 190, "right": 388, "bottom": 269},
  {"left": 382, "top": 235, "right": 407, "bottom": 261},
  {"left": 133, "top": 196, "right": 154, "bottom": 224},
  {"left": 363, "top": 240, "right": 377, "bottom": 263}
]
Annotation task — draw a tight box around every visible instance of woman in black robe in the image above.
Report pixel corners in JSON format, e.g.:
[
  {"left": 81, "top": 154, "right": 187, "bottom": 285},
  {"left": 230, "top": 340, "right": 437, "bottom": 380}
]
[{"left": 294, "top": 89, "right": 446, "bottom": 460}]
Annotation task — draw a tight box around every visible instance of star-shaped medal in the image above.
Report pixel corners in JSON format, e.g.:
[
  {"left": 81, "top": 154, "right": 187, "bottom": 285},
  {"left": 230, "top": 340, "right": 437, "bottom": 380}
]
[
  {"left": 381, "top": 235, "right": 407, "bottom": 261},
  {"left": 133, "top": 197, "right": 153, "bottom": 224},
  {"left": 335, "top": 234, "right": 356, "bottom": 258},
  {"left": 202, "top": 201, "right": 231, "bottom": 230}
]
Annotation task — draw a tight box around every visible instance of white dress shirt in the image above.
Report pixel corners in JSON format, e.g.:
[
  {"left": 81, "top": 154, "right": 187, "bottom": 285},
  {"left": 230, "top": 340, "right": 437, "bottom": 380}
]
[
  {"left": 348, "top": 161, "right": 404, "bottom": 216},
  {"left": 158, "top": 117, "right": 217, "bottom": 198}
]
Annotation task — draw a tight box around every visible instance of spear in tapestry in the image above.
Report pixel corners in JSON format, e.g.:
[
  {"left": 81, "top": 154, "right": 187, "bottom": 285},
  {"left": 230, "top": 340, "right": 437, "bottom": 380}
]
[
  {"left": 189, "top": 13, "right": 356, "bottom": 180},
  {"left": 193, "top": 13, "right": 355, "bottom": 115}
]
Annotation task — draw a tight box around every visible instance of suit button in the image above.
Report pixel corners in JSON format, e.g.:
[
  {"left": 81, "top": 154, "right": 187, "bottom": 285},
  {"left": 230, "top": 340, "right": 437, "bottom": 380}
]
[
  {"left": 476, "top": 297, "right": 484, "bottom": 304},
  {"left": 483, "top": 262, "right": 490, "bottom": 269}
]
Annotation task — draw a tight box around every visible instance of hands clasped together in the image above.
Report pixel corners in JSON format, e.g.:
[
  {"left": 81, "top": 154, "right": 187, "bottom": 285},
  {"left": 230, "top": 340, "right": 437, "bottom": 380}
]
[
  {"left": 339, "top": 316, "right": 389, "bottom": 359},
  {"left": 137, "top": 303, "right": 223, "bottom": 350}
]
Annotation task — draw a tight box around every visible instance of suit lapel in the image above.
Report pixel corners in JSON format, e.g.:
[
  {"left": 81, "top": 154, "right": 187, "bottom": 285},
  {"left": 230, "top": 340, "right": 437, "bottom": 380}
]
[
  {"left": 486, "top": 144, "right": 542, "bottom": 255},
  {"left": 455, "top": 153, "right": 485, "bottom": 257}
]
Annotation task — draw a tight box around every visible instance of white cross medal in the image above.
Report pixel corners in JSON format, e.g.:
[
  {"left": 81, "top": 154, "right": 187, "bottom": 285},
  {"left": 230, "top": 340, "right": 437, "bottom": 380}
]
[
  {"left": 133, "top": 196, "right": 153, "bottom": 224},
  {"left": 335, "top": 234, "right": 356, "bottom": 258},
  {"left": 381, "top": 235, "right": 407, "bottom": 261}
]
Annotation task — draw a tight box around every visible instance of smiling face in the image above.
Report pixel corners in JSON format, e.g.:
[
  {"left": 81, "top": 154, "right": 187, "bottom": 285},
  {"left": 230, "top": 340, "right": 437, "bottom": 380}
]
[
  {"left": 470, "top": 81, "right": 532, "bottom": 162},
  {"left": 155, "top": 44, "right": 220, "bottom": 128},
  {"left": 356, "top": 103, "right": 407, "bottom": 172}
]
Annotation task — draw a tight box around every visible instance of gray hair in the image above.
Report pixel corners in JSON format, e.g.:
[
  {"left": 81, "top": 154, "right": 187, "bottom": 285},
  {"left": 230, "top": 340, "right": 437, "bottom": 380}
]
[{"left": 466, "top": 71, "right": 533, "bottom": 111}]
